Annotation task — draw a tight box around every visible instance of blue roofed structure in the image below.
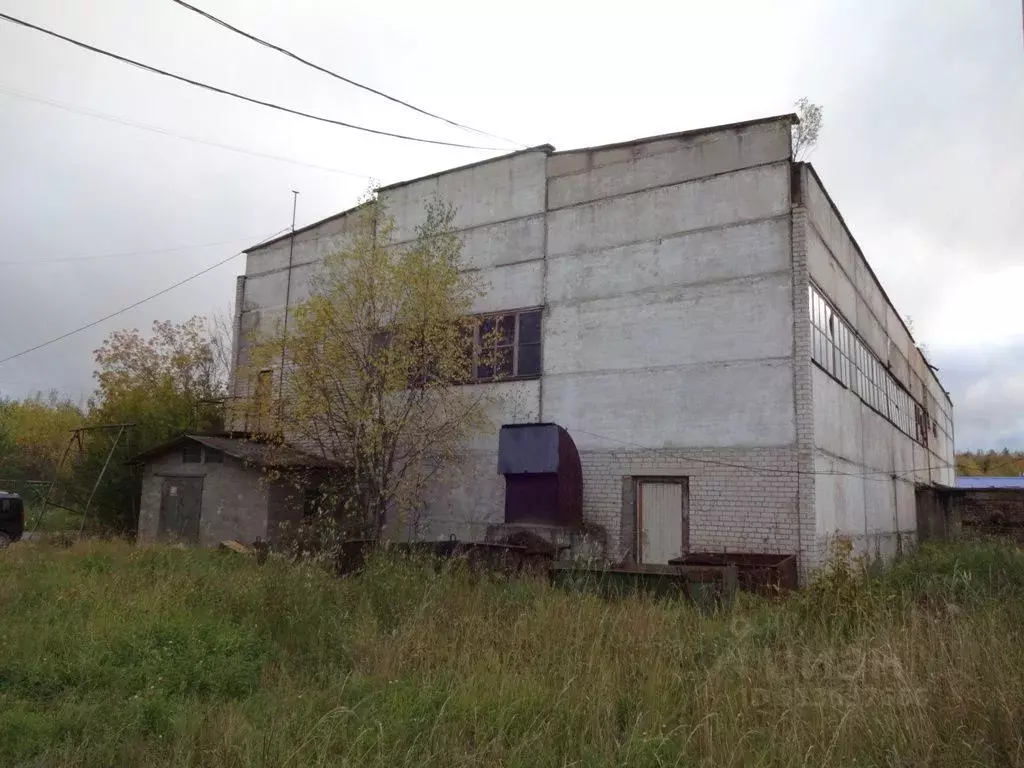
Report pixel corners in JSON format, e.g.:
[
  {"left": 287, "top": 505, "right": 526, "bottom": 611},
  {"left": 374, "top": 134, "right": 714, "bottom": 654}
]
[{"left": 955, "top": 476, "right": 1024, "bottom": 490}]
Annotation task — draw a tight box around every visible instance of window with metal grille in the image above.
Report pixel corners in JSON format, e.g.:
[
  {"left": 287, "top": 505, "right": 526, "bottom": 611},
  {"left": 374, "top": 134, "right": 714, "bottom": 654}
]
[
  {"left": 371, "top": 308, "right": 543, "bottom": 387},
  {"left": 470, "top": 308, "right": 542, "bottom": 382}
]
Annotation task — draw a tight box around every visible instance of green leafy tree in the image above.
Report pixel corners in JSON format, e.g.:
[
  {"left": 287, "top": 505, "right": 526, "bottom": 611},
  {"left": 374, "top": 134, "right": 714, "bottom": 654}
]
[
  {"left": 244, "top": 196, "right": 498, "bottom": 538},
  {"left": 81, "top": 316, "right": 230, "bottom": 531},
  {"left": 0, "top": 392, "right": 83, "bottom": 484},
  {"left": 956, "top": 450, "right": 1024, "bottom": 477},
  {"left": 89, "top": 317, "right": 227, "bottom": 443},
  {"left": 792, "top": 97, "right": 823, "bottom": 160}
]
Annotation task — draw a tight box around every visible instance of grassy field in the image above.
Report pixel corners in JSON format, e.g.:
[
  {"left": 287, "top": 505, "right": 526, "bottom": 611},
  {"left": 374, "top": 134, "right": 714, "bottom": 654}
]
[{"left": 2, "top": 540, "right": 1024, "bottom": 767}]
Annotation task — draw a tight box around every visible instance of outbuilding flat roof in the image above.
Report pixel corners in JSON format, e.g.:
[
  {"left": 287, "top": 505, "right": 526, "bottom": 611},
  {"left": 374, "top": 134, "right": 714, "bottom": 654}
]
[
  {"left": 955, "top": 476, "right": 1024, "bottom": 490},
  {"left": 130, "top": 433, "right": 337, "bottom": 469}
]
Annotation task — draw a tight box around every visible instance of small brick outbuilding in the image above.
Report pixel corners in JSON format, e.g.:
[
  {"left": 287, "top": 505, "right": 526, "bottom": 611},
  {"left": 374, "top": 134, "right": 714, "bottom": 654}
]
[{"left": 132, "top": 433, "right": 337, "bottom": 547}]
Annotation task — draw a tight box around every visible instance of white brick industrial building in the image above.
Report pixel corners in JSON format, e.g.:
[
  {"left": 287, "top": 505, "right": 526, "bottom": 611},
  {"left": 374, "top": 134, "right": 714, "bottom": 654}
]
[{"left": 228, "top": 113, "right": 954, "bottom": 573}]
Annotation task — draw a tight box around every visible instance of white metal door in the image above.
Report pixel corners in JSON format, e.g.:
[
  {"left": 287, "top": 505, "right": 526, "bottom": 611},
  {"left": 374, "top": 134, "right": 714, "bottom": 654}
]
[{"left": 638, "top": 481, "right": 685, "bottom": 564}]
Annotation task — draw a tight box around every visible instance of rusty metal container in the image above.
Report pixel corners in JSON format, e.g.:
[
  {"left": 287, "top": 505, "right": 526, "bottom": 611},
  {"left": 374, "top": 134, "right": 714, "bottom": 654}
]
[
  {"left": 549, "top": 562, "right": 738, "bottom": 609},
  {"left": 671, "top": 552, "right": 798, "bottom": 593}
]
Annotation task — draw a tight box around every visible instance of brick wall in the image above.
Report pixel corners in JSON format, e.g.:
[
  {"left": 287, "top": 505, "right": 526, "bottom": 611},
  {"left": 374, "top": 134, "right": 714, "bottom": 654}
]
[
  {"left": 790, "top": 202, "right": 821, "bottom": 572},
  {"left": 580, "top": 447, "right": 801, "bottom": 562},
  {"left": 951, "top": 489, "right": 1024, "bottom": 541}
]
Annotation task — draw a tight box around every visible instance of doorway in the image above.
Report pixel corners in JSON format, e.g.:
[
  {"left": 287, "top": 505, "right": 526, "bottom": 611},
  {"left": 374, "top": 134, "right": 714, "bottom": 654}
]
[
  {"left": 159, "top": 476, "right": 203, "bottom": 543},
  {"left": 637, "top": 478, "right": 689, "bottom": 564}
]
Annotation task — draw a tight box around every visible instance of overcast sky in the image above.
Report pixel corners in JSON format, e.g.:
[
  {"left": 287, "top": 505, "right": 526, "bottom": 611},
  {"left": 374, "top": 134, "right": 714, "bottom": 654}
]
[{"left": 1, "top": 0, "right": 1021, "bottom": 450}]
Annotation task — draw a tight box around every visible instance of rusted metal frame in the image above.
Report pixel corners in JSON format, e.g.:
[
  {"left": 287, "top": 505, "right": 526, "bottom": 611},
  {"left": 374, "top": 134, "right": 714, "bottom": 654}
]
[
  {"left": 78, "top": 425, "right": 127, "bottom": 536},
  {"left": 30, "top": 430, "right": 79, "bottom": 532}
]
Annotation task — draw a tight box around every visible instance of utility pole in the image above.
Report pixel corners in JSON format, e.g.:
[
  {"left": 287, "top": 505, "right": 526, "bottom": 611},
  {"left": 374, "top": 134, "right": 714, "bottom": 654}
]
[{"left": 277, "top": 190, "right": 299, "bottom": 423}]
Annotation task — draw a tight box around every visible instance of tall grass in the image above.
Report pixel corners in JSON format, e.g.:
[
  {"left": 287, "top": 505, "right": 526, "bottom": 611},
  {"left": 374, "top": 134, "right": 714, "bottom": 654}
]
[{"left": 2, "top": 538, "right": 1024, "bottom": 766}]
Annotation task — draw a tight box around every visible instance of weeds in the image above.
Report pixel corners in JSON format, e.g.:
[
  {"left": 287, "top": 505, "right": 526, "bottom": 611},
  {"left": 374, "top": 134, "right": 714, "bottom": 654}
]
[{"left": 1, "top": 539, "right": 1024, "bottom": 766}]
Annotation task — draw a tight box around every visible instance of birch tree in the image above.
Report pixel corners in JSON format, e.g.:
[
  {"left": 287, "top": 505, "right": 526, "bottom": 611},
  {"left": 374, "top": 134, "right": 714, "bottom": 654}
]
[{"left": 246, "top": 196, "right": 498, "bottom": 538}]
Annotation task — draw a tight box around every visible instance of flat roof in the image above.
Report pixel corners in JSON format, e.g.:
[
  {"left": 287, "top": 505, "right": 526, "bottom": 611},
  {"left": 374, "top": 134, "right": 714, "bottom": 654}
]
[
  {"left": 245, "top": 113, "right": 797, "bottom": 254},
  {"left": 549, "top": 113, "right": 797, "bottom": 156},
  {"left": 376, "top": 144, "right": 555, "bottom": 193}
]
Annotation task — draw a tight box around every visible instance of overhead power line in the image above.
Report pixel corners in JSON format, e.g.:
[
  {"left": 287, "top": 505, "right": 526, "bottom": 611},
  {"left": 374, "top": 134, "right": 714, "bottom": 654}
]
[
  {"left": 168, "top": 0, "right": 525, "bottom": 148},
  {"left": 0, "top": 12, "right": 507, "bottom": 151},
  {"left": 0, "top": 232, "right": 266, "bottom": 266},
  {"left": 0, "top": 228, "right": 289, "bottom": 365},
  {"left": 0, "top": 84, "right": 373, "bottom": 179}
]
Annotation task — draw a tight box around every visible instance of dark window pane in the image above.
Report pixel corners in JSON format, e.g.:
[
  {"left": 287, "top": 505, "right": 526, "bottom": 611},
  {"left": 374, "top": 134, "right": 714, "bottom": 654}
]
[
  {"left": 183, "top": 443, "right": 202, "bottom": 463},
  {"left": 498, "top": 314, "right": 515, "bottom": 346},
  {"left": 370, "top": 330, "right": 391, "bottom": 353},
  {"left": 495, "top": 347, "right": 513, "bottom": 378},
  {"left": 518, "top": 343, "right": 541, "bottom": 376},
  {"left": 457, "top": 323, "right": 475, "bottom": 383},
  {"left": 368, "top": 330, "right": 392, "bottom": 376},
  {"left": 479, "top": 316, "right": 497, "bottom": 339},
  {"left": 476, "top": 362, "right": 494, "bottom": 380},
  {"left": 303, "top": 489, "right": 323, "bottom": 519},
  {"left": 204, "top": 448, "right": 223, "bottom": 463},
  {"left": 519, "top": 310, "right": 542, "bottom": 344}
]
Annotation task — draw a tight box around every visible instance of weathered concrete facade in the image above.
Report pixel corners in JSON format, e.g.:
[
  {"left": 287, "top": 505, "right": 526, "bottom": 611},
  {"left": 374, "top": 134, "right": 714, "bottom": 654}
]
[
  {"left": 135, "top": 436, "right": 327, "bottom": 547},
  {"left": 138, "top": 448, "right": 269, "bottom": 546},
  {"left": 798, "top": 165, "right": 955, "bottom": 562},
  {"left": 230, "top": 114, "right": 954, "bottom": 573}
]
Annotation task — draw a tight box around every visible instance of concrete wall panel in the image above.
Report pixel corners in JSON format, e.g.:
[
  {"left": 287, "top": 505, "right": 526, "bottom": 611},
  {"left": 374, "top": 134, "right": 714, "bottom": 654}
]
[
  {"left": 852, "top": 296, "right": 888, "bottom": 363},
  {"left": 460, "top": 215, "right": 544, "bottom": 271},
  {"left": 886, "top": 304, "right": 915, "bottom": 365},
  {"left": 413, "top": 450, "right": 505, "bottom": 542},
  {"left": 546, "top": 164, "right": 790, "bottom": 257},
  {"left": 461, "top": 380, "right": 542, "bottom": 452},
  {"left": 545, "top": 274, "right": 793, "bottom": 375},
  {"left": 811, "top": 367, "right": 864, "bottom": 463},
  {"left": 545, "top": 217, "right": 790, "bottom": 305},
  {"left": 383, "top": 152, "right": 548, "bottom": 244},
  {"left": 548, "top": 122, "right": 791, "bottom": 209},
  {"left": 807, "top": 228, "right": 858, "bottom": 322},
  {"left": 813, "top": 454, "right": 866, "bottom": 537},
  {"left": 543, "top": 359, "right": 796, "bottom": 450},
  {"left": 243, "top": 271, "right": 289, "bottom": 310},
  {"left": 471, "top": 261, "right": 544, "bottom": 314},
  {"left": 862, "top": 476, "right": 896, "bottom": 536},
  {"left": 852, "top": 249, "right": 888, "bottom": 328}
]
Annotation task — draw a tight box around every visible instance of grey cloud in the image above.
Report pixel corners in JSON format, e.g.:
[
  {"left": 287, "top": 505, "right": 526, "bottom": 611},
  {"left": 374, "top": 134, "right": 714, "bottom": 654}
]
[
  {"left": 933, "top": 341, "right": 1024, "bottom": 451},
  {"left": 1, "top": 0, "right": 1020, "bottom": 459}
]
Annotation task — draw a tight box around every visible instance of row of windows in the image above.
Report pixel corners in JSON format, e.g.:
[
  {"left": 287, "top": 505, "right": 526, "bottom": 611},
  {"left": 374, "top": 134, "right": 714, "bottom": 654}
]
[
  {"left": 809, "top": 285, "right": 927, "bottom": 444},
  {"left": 375, "top": 308, "right": 543, "bottom": 386},
  {"left": 243, "top": 308, "right": 543, "bottom": 431}
]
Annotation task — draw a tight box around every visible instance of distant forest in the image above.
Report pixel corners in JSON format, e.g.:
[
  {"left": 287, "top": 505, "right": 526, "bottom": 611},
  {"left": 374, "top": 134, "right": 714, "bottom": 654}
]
[{"left": 956, "top": 450, "right": 1024, "bottom": 477}]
